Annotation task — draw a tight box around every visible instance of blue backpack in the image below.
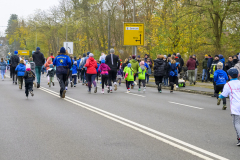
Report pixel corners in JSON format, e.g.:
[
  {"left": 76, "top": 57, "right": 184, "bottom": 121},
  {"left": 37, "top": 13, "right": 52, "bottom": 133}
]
[{"left": 169, "top": 62, "right": 177, "bottom": 76}]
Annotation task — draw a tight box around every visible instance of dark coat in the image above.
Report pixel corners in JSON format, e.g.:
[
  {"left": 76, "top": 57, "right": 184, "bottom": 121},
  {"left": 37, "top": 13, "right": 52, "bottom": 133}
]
[
  {"left": 225, "top": 61, "right": 233, "bottom": 71},
  {"left": 10, "top": 55, "right": 20, "bottom": 68},
  {"left": 178, "top": 55, "right": 184, "bottom": 67},
  {"left": 32, "top": 51, "right": 45, "bottom": 66},
  {"left": 24, "top": 70, "right": 35, "bottom": 82},
  {"left": 105, "top": 54, "right": 120, "bottom": 71},
  {"left": 207, "top": 57, "right": 213, "bottom": 69},
  {"left": 153, "top": 58, "right": 166, "bottom": 77},
  {"left": 202, "top": 58, "right": 208, "bottom": 70}
]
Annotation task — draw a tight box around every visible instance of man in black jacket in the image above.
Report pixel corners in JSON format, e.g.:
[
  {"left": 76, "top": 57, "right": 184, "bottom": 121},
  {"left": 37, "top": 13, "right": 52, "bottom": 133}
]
[
  {"left": 32, "top": 47, "right": 45, "bottom": 88},
  {"left": 10, "top": 51, "right": 20, "bottom": 84},
  {"left": 105, "top": 48, "right": 120, "bottom": 93}
]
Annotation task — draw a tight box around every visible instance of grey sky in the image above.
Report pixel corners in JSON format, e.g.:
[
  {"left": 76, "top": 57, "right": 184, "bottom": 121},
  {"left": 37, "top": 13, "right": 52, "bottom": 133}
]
[{"left": 0, "top": 0, "right": 60, "bottom": 36}]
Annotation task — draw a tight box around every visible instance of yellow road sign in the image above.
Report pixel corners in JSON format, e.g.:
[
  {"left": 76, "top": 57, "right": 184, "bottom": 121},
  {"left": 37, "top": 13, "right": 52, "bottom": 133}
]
[
  {"left": 18, "top": 50, "right": 29, "bottom": 56},
  {"left": 123, "top": 23, "right": 144, "bottom": 46}
]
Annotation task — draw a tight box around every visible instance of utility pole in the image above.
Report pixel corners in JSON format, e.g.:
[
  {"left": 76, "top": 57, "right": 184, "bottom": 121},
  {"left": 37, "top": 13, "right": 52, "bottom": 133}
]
[
  {"left": 108, "top": 10, "right": 111, "bottom": 54},
  {"left": 133, "top": 0, "right": 137, "bottom": 56}
]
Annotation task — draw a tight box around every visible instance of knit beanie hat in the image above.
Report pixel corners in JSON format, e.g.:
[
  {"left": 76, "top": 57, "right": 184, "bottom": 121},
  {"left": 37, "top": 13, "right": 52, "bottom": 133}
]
[
  {"left": 219, "top": 54, "right": 223, "bottom": 59},
  {"left": 89, "top": 53, "right": 94, "bottom": 57},
  {"left": 60, "top": 47, "right": 66, "bottom": 53},
  {"left": 87, "top": 52, "right": 90, "bottom": 56},
  {"left": 50, "top": 64, "right": 54, "bottom": 68},
  {"left": 168, "top": 54, "right": 171, "bottom": 57},
  {"left": 26, "top": 68, "right": 31, "bottom": 71},
  {"left": 215, "top": 55, "right": 219, "bottom": 58},
  {"left": 101, "top": 59, "right": 105, "bottom": 63},
  {"left": 83, "top": 53, "right": 86, "bottom": 57},
  {"left": 14, "top": 51, "right": 18, "bottom": 54},
  {"left": 132, "top": 55, "right": 136, "bottom": 59},
  {"left": 128, "top": 63, "right": 131, "bottom": 67},
  {"left": 140, "top": 61, "right": 144, "bottom": 66},
  {"left": 137, "top": 55, "right": 140, "bottom": 58},
  {"left": 20, "top": 59, "right": 24, "bottom": 64},
  {"left": 217, "top": 62, "right": 223, "bottom": 70}
]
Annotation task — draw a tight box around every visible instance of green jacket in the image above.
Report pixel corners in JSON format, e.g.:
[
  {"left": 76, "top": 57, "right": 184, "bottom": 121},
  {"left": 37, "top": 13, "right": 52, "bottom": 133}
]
[
  {"left": 124, "top": 67, "right": 134, "bottom": 81},
  {"left": 202, "top": 59, "right": 208, "bottom": 70},
  {"left": 130, "top": 59, "right": 139, "bottom": 73},
  {"left": 138, "top": 66, "right": 146, "bottom": 80}
]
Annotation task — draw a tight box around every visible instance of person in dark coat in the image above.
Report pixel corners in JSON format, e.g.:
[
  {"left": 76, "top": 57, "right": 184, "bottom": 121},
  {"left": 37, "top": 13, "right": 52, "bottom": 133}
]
[
  {"left": 153, "top": 55, "right": 166, "bottom": 93},
  {"left": 186, "top": 56, "right": 196, "bottom": 85},
  {"left": 225, "top": 56, "right": 234, "bottom": 71},
  {"left": 10, "top": 51, "right": 20, "bottom": 84},
  {"left": 207, "top": 55, "right": 213, "bottom": 81},
  {"left": 32, "top": 47, "right": 45, "bottom": 88},
  {"left": 202, "top": 54, "right": 208, "bottom": 82},
  {"left": 105, "top": 48, "right": 120, "bottom": 92}
]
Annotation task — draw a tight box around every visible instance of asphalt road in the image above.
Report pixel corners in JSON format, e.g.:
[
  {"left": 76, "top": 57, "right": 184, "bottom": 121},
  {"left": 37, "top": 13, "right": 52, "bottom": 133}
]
[{"left": 0, "top": 73, "right": 239, "bottom": 160}]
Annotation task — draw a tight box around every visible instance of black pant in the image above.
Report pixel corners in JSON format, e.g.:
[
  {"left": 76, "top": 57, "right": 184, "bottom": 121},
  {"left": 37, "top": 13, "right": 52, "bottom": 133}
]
[
  {"left": 101, "top": 75, "right": 108, "bottom": 89},
  {"left": 108, "top": 70, "right": 117, "bottom": 86},
  {"left": 57, "top": 74, "right": 67, "bottom": 95},
  {"left": 213, "top": 81, "right": 216, "bottom": 94},
  {"left": 126, "top": 81, "right": 133, "bottom": 89},
  {"left": 134, "top": 74, "right": 138, "bottom": 81},
  {"left": 154, "top": 76, "right": 163, "bottom": 86},
  {"left": 215, "top": 84, "right": 226, "bottom": 105},
  {"left": 139, "top": 80, "right": 146, "bottom": 88},
  {"left": 25, "top": 81, "right": 33, "bottom": 96},
  {"left": 81, "top": 69, "right": 86, "bottom": 82},
  {"left": 72, "top": 75, "right": 77, "bottom": 85},
  {"left": 11, "top": 67, "right": 17, "bottom": 82},
  {"left": 77, "top": 70, "right": 81, "bottom": 79},
  {"left": 169, "top": 76, "right": 177, "bottom": 90}
]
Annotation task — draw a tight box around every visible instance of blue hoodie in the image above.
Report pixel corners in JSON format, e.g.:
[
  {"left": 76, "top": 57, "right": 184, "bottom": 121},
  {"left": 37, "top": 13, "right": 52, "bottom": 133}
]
[
  {"left": 53, "top": 54, "right": 72, "bottom": 75},
  {"left": 15, "top": 63, "right": 26, "bottom": 76},
  {"left": 219, "top": 55, "right": 225, "bottom": 65},
  {"left": 72, "top": 63, "right": 78, "bottom": 75},
  {"left": 214, "top": 69, "right": 228, "bottom": 85},
  {"left": 77, "top": 59, "right": 81, "bottom": 70}
]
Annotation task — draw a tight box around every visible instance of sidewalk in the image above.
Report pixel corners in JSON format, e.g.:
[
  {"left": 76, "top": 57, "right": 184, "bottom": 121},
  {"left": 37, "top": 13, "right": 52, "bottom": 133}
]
[{"left": 142, "top": 78, "right": 214, "bottom": 96}]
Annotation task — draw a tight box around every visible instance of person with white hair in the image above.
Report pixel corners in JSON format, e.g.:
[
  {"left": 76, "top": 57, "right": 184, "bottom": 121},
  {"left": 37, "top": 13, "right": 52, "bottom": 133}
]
[
  {"left": 105, "top": 48, "right": 120, "bottom": 93},
  {"left": 99, "top": 52, "right": 106, "bottom": 63}
]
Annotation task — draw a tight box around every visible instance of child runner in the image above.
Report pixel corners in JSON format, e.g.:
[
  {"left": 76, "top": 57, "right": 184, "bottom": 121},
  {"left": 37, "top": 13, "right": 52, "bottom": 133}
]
[
  {"left": 85, "top": 53, "right": 98, "bottom": 93},
  {"left": 15, "top": 60, "right": 26, "bottom": 89},
  {"left": 28, "top": 57, "right": 36, "bottom": 87},
  {"left": 117, "top": 66, "right": 123, "bottom": 86},
  {"left": 46, "top": 64, "right": 55, "bottom": 87},
  {"left": 124, "top": 63, "right": 135, "bottom": 93},
  {"left": 72, "top": 61, "right": 78, "bottom": 87},
  {"left": 214, "top": 62, "right": 228, "bottom": 109},
  {"left": 138, "top": 61, "right": 146, "bottom": 92},
  {"left": 44, "top": 58, "right": 53, "bottom": 85},
  {"left": 98, "top": 59, "right": 111, "bottom": 94},
  {"left": 0, "top": 58, "right": 7, "bottom": 81},
  {"left": 23, "top": 66, "right": 35, "bottom": 98},
  {"left": 218, "top": 68, "right": 240, "bottom": 146}
]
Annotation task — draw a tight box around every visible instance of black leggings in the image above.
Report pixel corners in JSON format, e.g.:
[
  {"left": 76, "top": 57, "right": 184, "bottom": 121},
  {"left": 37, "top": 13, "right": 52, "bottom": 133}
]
[
  {"left": 154, "top": 76, "right": 163, "bottom": 86},
  {"left": 101, "top": 75, "right": 108, "bottom": 89},
  {"left": 215, "top": 84, "right": 226, "bottom": 105},
  {"left": 126, "top": 81, "right": 133, "bottom": 89},
  {"left": 108, "top": 70, "right": 117, "bottom": 86},
  {"left": 169, "top": 76, "right": 177, "bottom": 90},
  {"left": 139, "top": 80, "right": 146, "bottom": 88},
  {"left": 77, "top": 70, "right": 81, "bottom": 79}
]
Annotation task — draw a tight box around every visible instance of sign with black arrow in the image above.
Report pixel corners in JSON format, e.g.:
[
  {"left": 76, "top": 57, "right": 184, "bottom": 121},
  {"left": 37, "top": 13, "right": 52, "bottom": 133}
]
[{"left": 123, "top": 23, "right": 144, "bottom": 46}]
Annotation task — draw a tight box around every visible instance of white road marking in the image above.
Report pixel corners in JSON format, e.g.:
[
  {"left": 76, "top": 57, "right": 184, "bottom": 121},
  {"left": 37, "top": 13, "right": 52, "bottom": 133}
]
[
  {"left": 168, "top": 101, "right": 204, "bottom": 110},
  {"left": 39, "top": 87, "right": 228, "bottom": 160},
  {"left": 126, "top": 92, "right": 145, "bottom": 97}
]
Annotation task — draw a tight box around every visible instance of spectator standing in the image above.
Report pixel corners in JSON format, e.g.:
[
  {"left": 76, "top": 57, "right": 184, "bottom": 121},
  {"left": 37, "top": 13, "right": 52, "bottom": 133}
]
[
  {"left": 202, "top": 54, "right": 208, "bottom": 82},
  {"left": 225, "top": 56, "right": 233, "bottom": 71},
  {"left": 186, "top": 56, "right": 196, "bottom": 85},
  {"left": 192, "top": 55, "right": 199, "bottom": 82}
]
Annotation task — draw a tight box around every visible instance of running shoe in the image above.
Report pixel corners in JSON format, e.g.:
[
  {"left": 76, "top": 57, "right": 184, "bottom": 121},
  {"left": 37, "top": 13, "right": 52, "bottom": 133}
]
[
  {"left": 101, "top": 89, "right": 104, "bottom": 94},
  {"left": 65, "top": 87, "right": 68, "bottom": 90},
  {"left": 217, "top": 98, "right": 222, "bottom": 105},
  {"left": 127, "top": 89, "right": 130, "bottom": 93},
  {"left": 114, "top": 84, "right": 117, "bottom": 91},
  {"left": 94, "top": 87, "right": 97, "bottom": 93},
  {"left": 237, "top": 139, "right": 240, "bottom": 146},
  {"left": 110, "top": 90, "right": 113, "bottom": 93},
  {"left": 71, "top": 81, "right": 73, "bottom": 87},
  {"left": 107, "top": 86, "right": 110, "bottom": 93},
  {"left": 222, "top": 105, "right": 227, "bottom": 110},
  {"left": 138, "top": 88, "right": 141, "bottom": 91},
  {"left": 30, "top": 91, "right": 34, "bottom": 97},
  {"left": 62, "top": 90, "right": 66, "bottom": 98},
  {"left": 52, "top": 82, "right": 55, "bottom": 86},
  {"left": 143, "top": 88, "right": 146, "bottom": 93},
  {"left": 78, "top": 80, "right": 80, "bottom": 83}
]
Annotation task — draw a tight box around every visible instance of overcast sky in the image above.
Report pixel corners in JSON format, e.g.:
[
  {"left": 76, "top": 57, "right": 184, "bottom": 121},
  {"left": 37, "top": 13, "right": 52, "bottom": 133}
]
[{"left": 0, "top": 0, "right": 60, "bottom": 36}]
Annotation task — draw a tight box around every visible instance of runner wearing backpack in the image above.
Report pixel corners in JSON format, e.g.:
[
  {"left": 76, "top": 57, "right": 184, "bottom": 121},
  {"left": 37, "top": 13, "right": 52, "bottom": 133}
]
[{"left": 168, "top": 55, "right": 179, "bottom": 93}]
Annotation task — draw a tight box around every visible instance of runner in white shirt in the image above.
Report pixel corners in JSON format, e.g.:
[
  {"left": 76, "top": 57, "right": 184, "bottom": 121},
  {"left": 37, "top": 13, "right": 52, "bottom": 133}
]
[{"left": 219, "top": 68, "right": 240, "bottom": 146}]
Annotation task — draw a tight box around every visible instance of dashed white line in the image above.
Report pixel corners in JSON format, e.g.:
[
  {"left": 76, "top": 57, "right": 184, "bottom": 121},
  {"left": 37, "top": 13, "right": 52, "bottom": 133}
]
[
  {"left": 168, "top": 101, "right": 204, "bottom": 110},
  {"left": 126, "top": 92, "right": 146, "bottom": 97},
  {"left": 38, "top": 87, "right": 228, "bottom": 160}
]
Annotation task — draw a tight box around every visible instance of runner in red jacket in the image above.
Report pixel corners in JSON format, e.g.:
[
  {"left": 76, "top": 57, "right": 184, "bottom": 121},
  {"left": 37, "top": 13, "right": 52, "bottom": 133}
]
[{"left": 85, "top": 53, "right": 98, "bottom": 93}]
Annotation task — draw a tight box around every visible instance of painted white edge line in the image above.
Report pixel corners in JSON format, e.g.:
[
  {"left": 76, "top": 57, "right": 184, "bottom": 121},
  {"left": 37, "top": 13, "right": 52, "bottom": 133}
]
[
  {"left": 39, "top": 87, "right": 228, "bottom": 160},
  {"left": 169, "top": 101, "right": 204, "bottom": 110}
]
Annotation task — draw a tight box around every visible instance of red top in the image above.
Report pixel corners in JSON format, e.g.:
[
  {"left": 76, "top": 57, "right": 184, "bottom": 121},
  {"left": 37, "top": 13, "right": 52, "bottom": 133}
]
[
  {"left": 186, "top": 58, "right": 196, "bottom": 70},
  {"left": 85, "top": 57, "right": 98, "bottom": 74}
]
